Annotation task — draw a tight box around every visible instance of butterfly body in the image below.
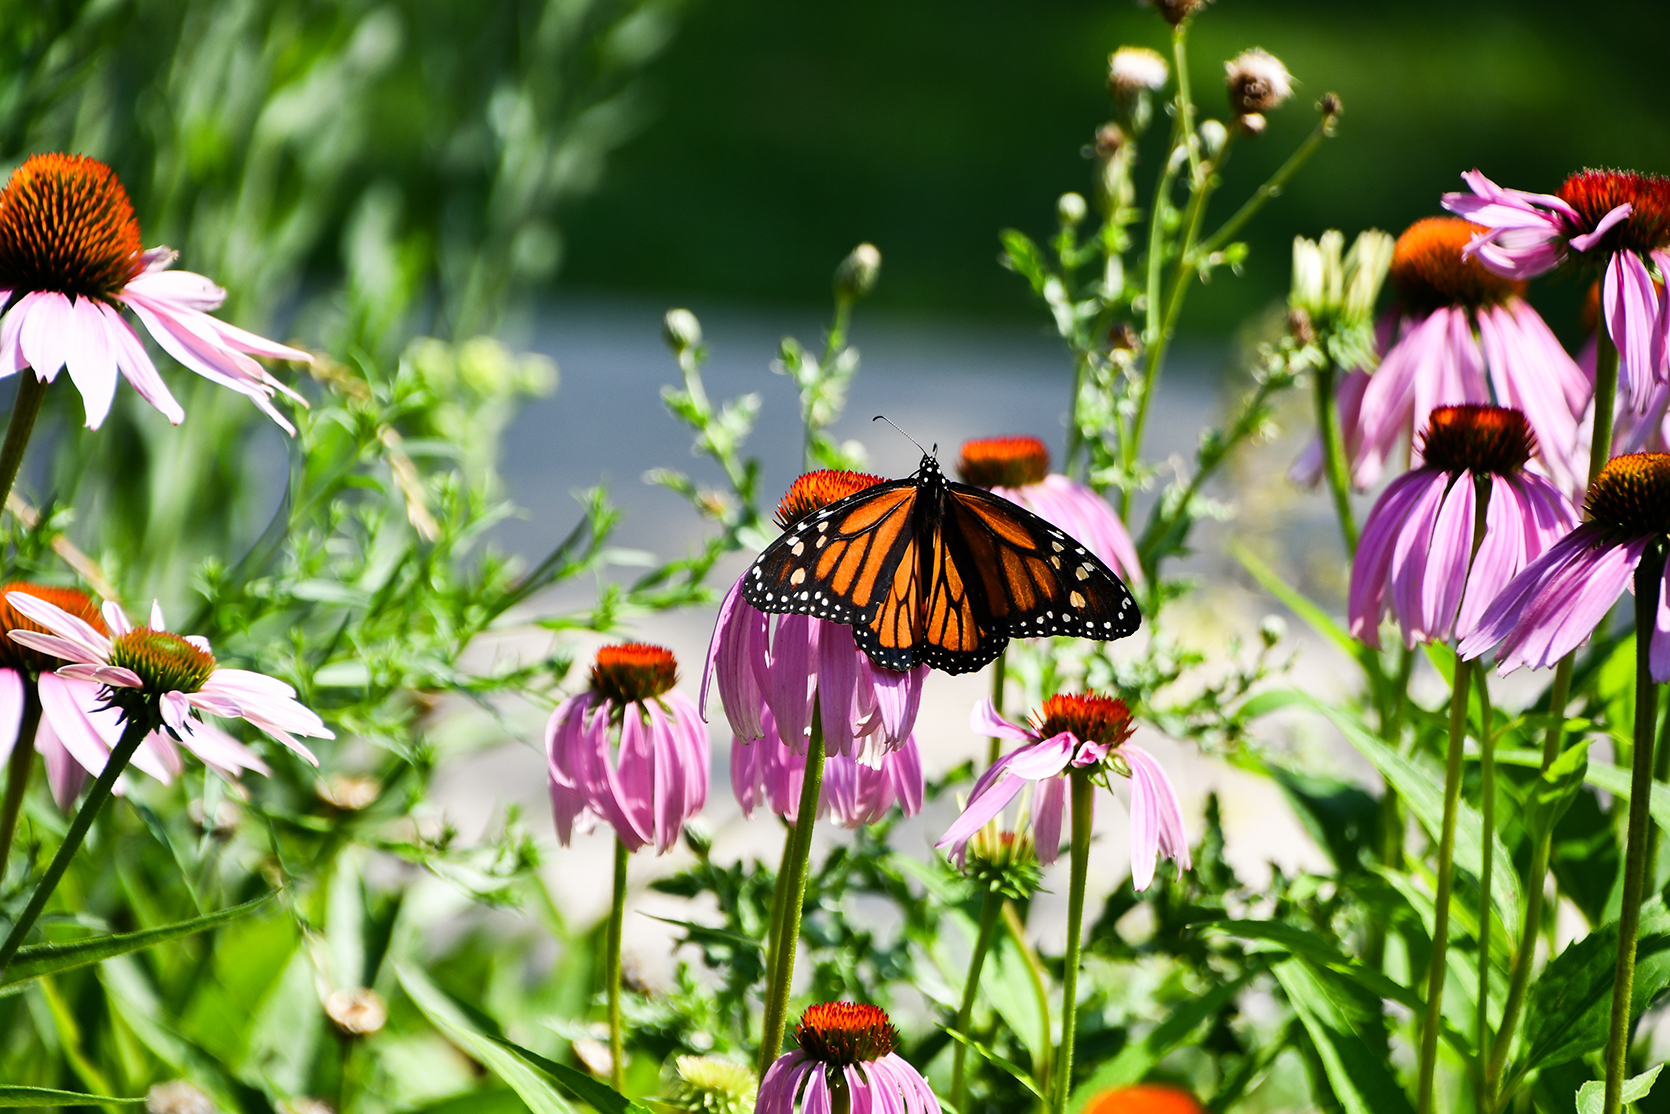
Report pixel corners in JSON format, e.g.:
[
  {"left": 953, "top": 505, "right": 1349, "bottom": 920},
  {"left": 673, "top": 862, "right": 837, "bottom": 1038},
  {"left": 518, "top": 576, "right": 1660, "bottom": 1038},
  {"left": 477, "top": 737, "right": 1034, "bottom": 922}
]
[{"left": 743, "top": 454, "right": 1140, "bottom": 675}]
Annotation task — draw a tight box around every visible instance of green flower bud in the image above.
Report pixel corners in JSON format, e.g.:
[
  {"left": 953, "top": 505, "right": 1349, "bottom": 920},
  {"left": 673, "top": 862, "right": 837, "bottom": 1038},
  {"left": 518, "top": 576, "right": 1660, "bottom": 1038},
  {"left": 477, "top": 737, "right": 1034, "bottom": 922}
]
[
  {"left": 664, "top": 308, "right": 703, "bottom": 353},
  {"left": 834, "top": 243, "right": 881, "bottom": 303}
]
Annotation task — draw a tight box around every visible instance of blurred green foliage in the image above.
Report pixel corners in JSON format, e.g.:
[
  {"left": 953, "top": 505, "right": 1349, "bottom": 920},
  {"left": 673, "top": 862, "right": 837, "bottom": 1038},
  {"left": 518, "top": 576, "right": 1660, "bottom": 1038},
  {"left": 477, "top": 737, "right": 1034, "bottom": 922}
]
[{"left": 560, "top": 0, "right": 1670, "bottom": 338}]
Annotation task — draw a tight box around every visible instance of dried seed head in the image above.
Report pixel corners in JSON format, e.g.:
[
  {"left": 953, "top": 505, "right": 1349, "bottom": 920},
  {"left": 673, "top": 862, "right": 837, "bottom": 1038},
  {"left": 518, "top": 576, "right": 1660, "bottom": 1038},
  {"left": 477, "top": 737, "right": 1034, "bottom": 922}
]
[
  {"left": 325, "top": 988, "right": 387, "bottom": 1036},
  {"left": 1225, "top": 49, "right": 1292, "bottom": 115},
  {"left": 1107, "top": 47, "right": 1169, "bottom": 98},
  {"left": 1150, "top": 0, "right": 1211, "bottom": 27}
]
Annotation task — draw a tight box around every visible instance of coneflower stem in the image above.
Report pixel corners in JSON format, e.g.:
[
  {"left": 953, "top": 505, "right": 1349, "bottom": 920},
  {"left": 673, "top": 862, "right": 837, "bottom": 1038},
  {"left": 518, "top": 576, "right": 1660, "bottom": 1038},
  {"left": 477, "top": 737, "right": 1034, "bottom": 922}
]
[
  {"left": 1602, "top": 544, "right": 1665, "bottom": 1114},
  {"left": 604, "top": 837, "right": 628, "bottom": 1091},
  {"left": 757, "top": 713, "right": 826, "bottom": 1076},
  {"left": 1314, "top": 361, "right": 1358, "bottom": 555},
  {"left": 951, "top": 889, "right": 1005, "bottom": 1112},
  {"left": 989, "top": 649, "right": 1008, "bottom": 767},
  {"left": 0, "top": 373, "right": 48, "bottom": 511},
  {"left": 0, "top": 685, "right": 41, "bottom": 877},
  {"left": 1590, "top": 332, "right": 1619, "bottom": 491},
  {"left": 1476, "top": 664, "right": 1496, "bottom": 1111},
  {"left": 0, "top": 715, "right": 149, "bottom": 975},
  {"left": 761, "top": 821, "right": 795, "bottom": 1036},
  {"left": 1051, "top": 771, "right": 1094, "bottom": 1114},
  {"left": 1418, "top": 654, "right": 1473, "bottom": 1114}
]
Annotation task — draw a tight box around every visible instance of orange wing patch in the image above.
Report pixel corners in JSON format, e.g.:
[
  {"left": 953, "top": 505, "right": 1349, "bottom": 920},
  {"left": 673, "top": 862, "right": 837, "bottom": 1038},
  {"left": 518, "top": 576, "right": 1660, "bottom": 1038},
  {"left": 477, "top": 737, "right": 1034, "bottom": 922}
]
[{"left": 866, "top": 538, "right": 920, "bottom": 652}]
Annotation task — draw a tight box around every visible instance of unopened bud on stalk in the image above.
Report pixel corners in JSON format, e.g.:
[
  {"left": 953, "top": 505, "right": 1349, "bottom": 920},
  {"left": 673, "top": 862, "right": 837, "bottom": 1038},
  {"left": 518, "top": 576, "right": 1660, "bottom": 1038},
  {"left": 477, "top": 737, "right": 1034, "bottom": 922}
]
[
  {"left": 1198, "top": 119, "right": 1228, "bottom": 160},
  {"left": 1320, "top": 92, "right": 1343, "bottom": 120},
  {"left": 1092, "top": 123, "right": 1127, "bottom": 160},
  {"left": 1057, "top": 192, "right": 1088, "bottom": 226},
  {"left": 1107, "top": 46, "right": 1168, "bottom": 98},
  {"left": 326, "top": 988, "right": 388, "bottom": 1036},
  {"left": 835, "top": 242, "right": 882, "bottom": 302},
  {"left": 1287, "top": 307, "right": 1316, "bottom": 346},
  {"left": 1226, "top": 49, "right": 1293, "bottom": 116},
  {"left": 683, "top": 818, "right": 713, "bottom": 858},
  {"left": 1236, "top": 113, "right": 1267, "bottom": 137},
  {"left": 663, "top": 308, "right": 702, "bottom": 353},
  {"left": 1260, "top": 615, "right": 1288, "bottom": 648},
  {"left": 1341, "top": 229, "right": 1394, "bottom": 321},
  {"left": 1150, "top": 0, "right": 1210, "bottom": 26}
]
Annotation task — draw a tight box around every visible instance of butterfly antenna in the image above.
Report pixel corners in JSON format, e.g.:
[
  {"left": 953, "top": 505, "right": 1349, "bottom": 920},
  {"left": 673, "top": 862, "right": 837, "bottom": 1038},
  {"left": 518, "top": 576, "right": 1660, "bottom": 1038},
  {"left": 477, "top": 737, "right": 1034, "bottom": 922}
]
[{"left": 872, "top": 415, "right": 931, "bottom": 457}]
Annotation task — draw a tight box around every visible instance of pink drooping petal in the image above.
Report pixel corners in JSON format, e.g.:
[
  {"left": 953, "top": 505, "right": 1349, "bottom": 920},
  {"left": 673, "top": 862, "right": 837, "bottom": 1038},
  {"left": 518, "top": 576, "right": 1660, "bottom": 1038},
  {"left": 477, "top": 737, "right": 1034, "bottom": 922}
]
[
  {"left": 1033, "top": 775, "right": 1067, "bottom": 865},
  {"left": 1604, "top": 250, "right": 1667, "bottom": 412},
  {"left": 55, "top": 662, "right": 144, "bottom": 688},
  {"left": 968, "top": 698, "right": 1035, "bottom": 742},
  {"left": 1125, "top": 743, "right": 1191, "bottom": 890},
  {"left": 1570, "top": 204, "right": 1634, "bottom": 253},
  {"left": 936, "top": 771, "right": 1032, "bottom": 855},
  {"left": 546, "top": 693, "right": 599, "bottom": 844},
  {"left": 1348, "top": 470, "right": 1444, "bottom": 648},
  {"left": 702, "top": 576, "right": 767, "bottom": 739},
  {"left": 16, "top": 291, "right": 75, "bottom": 381},
  {"left": 860, "top": 658, "right": 925, "bottom": 748},
  {"left": 0, "top": 668, "right": 22, "bottom": 763},
  {"left": 158, "top": 691, "right": 194, "bottom": 737},
  {"left": 767, "top": 614, "right": 815, "bottom": 753},
  {"left": 120, "top": 293, "right": 298, "bottom": 434},
  {"left": 1476, "top": 302, "right": 1588, "bottom": 495},
  {"left": 1655, "top": 565, "right": 1670, "bottom": 684},
  {"left": 1456, "top": 475, "right": 1527, "bottom": 638},
  {"left": 800, "top": 1060, "right": 832, "bottom": 1114},
  {"left": 94, "top": 301, "right": 185, "bottom": 424},
  {"left": 601, "top": 701, "right": 655, "bottom": 852},
  {"left": 5, "top": 591, "right": 114, "bottom": 658},
  {"left": 0, "top": 293, "right": 26, "bottom": 375},
  {"left": 35, "top": 715, "right": 88, "bottom": 809},
  {"left": 122, "top": 267, "right": 228, "bottom": 312},
  {"left": 816, "top": 622, "right": 861, "bottom": 757},
  {"left": 101, "top": 601, "right": 131, "bottom": 637},
  {"left": 1413, "top": 475, "right": 1476, "bottom": 645},
  {"left": 756, "top": 1053, "right": 813, "bottom": 1114},
  {"left": 176, "top": 720, "right": 270, "bottom": 778},
  {"left": 37, "top": 669, "right": 172, "bottom": 784},
  {"left": 1442, "top": 170, "right": 1572, "bottom": 279},
  {"left": 63, "top": 295, "right": 120, "bottom": 428}
]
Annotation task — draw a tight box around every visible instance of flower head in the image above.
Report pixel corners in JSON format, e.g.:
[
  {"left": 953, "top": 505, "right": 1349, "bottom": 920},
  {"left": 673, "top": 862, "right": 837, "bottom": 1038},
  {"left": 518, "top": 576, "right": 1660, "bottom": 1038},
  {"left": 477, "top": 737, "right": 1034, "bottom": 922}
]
[
  {"left": 704, "top": 471, "right": 927, "bottom": 763},
  {"left": 937, "top": 695, "right": 1189, "bottom": 891},
  {"left": 659, "top": 1056, "right": 758, "bottom": 1114},
  {"left": 1108, "top": 47, "right": 1169, "bottom": 99},
  {"left": 548, "top": 642, "right": 708, "bottom": 854},
  {"left": 1350, "top": 406, "right": 1577, "bottom": 649},
  {"left": 1461, "top": 452, "right": 1670, "bottom": 676},
  {"left": 1, "top": 590, "right": 327, "bottom": 804},
  {"left": 1225, "top": 49, "right": 1292, "bottom": 116},
  {"left": 956, "top": 437, "right": 1143, "bottom": 584},
  {"left": 1336, "top": 216, "right": 1590, "bottom": 495},
  {"left": 1444, "top": 168, "right": 1670, "bottom": 411},
  {"left": 1084, "top": 1085, "right": 1204, "bottom": 1114},
  {"left": 757, "top": 1002, "right": 938, "bottom": 1114},
  {"left": 0, "top": 153, "right": 312, "bottom": 431},
  {"left": 960, "top": 824, "right": 1042, "bottom": 900}
]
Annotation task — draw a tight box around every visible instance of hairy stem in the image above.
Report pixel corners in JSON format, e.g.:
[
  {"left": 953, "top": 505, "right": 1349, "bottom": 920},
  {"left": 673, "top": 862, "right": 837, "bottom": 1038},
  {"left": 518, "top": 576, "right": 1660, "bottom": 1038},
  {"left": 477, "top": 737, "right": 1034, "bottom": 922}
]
[
  {"left": 951, "top": 890, "right": 1006, "bottom": 1112},
  {"left": 1314, "top": 361, "right": 1358, "bottom": 555},
  {"left": 0, "top": 715, "right": 150, "bottom": 974},
  {"left": 757, "top": 713, "right": 826, "bottom": 1075},
  {"left": 0, "top": 684, "right": 42, "bottom": 878},
  {"left": 1051, "top": 772, "right": 1094, "bottom": 1114},
  {"left": 1476, "top": 665, "right": 1496, "bottom": 1110},
  {"left": 0, "top": 373, "right": 47, "bottom": 512},
  {"left": 988, "top": 649, "right": 1008, "bottom": 768},
  {"left": 1418, "top": 655, "right": 1473, "bottom": 1114},
  {"left": 605, "top": 838, "right": 628, "bottom": 1091},
  {"left": 1602, "top": 544, "right": 1665, "bottom": 1114}
]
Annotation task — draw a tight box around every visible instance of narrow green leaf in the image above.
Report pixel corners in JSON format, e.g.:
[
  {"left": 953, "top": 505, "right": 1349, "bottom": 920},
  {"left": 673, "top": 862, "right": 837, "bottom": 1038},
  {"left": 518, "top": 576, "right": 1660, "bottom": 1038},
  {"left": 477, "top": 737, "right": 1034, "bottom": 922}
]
[
  {"left": 1276, "top": 693, "right": 1520, "bottom": 928},
  {"left": 1068, "top": 967, "right": 1261, "bottom": 1109},
  {"left": 1, "top": 891, "right": 276, "bottom": 986},
  {"left": 1575, "top": 1063, "right": 1662, "bottom": 1113},
  {"left": 1495, "top": 747, "right": 1670, "bottom": 833},
  {"left": 1199, "top": 921, "right": 1416, "bottom": 1009},
  {"left": 1274, "top": 959, "right": 1414, "bottom": 1114},
  {"left": 0, "top": 1087, "right": 145, "bottom": 1106},
  {"left": 943, "top": 1027, "right": 1046, "bottom": 1101}
]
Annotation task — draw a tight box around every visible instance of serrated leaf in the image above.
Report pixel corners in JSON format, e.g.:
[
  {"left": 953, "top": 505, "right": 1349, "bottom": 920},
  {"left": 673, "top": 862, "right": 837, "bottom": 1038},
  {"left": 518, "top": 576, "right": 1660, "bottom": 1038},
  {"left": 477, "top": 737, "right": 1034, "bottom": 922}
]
[
  {"left": 1575, "top": 1063, "right": 1662, "bottom": 1114},
  {"left": 1, "top": 891, "right": 275, "bottom": 986},
  {"left": 1274, "top": 958, "right": 1414, "bottom": 1114}
]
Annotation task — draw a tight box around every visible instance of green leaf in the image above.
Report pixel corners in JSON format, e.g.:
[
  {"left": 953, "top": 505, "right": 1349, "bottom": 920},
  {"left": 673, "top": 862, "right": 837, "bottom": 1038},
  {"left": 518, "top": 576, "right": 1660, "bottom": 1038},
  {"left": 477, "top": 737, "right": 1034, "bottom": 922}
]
[
  {"left": 1199, "top": 921, "right": 1416, "bottom": 1010},
  {"left": 1495, "top": 748, "right": 1670, "bottom": 834},
  {"left": 1274, "top": 692, "right": 1520, "bottom": 928},
  {"left": 1231, "top": 542, "right": 1363, "bottom": 664},
  {"left": 1517, "top": 902, "right": 1670, "bottom": 1077},
  {"left": 397, "top": 964, "right": 652, "bottom": 1114},
  {"left": 1273, "top": 958, "right": 1415, "bottom": 1114},
  {"left": 1576, "top": 1064, "right": 1663, "bottom": 1113},
  {"left": 943, "top": 1026, "right": 1046, "bottom": 1101},
  {"left": 1, "top": 891, "right": 276, "bottom": 986},
  {"left": 0, "top": 1087, "right": 145, "bottom": 1106},
  {"left": 1068, "top": 966, "right": 1262, "bottom": 1108},
  {"left": 1525, "top": 741, "right": 1591, "bottom": 841}
]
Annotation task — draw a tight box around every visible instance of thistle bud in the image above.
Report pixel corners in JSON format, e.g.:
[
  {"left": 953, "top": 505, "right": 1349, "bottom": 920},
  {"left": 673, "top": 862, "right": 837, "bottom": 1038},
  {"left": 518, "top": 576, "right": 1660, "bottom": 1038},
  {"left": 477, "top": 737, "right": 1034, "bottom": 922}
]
[
  {"left": 1057, "top": 192, "right": 1088, "bottom": 226},
  {"left": 1320, "top": 92, "right": 1343, "bottom": 120},
  {"left": 663, "top": 308, "right": 703, "bottom": 353},
  {"left": 962, "top": 825, "right": 1043, "bottom": 900},
  {"left": 834, "top": 243, "right": 882, "bottom": 303},
  {"left": 1198, "top": 119, "right": 1228, "bottom": 160},
  {"left": 1225, "top": 49, "right": 1292, "bottom": 116},
  {"left": 1151, "top": 0, "right": 1210, "bottom": 26},
  {"left": 1107, "top": 47, "right": 1168, "bottom": 99}
]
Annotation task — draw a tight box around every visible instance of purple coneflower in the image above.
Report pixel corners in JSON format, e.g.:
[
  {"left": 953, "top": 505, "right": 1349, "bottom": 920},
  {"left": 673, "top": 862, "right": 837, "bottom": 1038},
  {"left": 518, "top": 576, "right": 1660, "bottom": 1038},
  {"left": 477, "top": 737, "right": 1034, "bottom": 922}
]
[
  {"left": 937, "top": 693, "right": 1188, "bottom": 891},
  {"left": 0, "top": 153, "right": 311, "bottom": 431},
  {"left": 547, "top": 643, "right": 708, "bottom": 854},
  {"left": 1444, "top": 169, "right": 1670, "bottom": 411},
  {"left": 758, "top": 1002, "right": 939, "bottom": 1114},
  {"left": 0, "top": 584, "right": 274, "bottom": 810},
  {"left": 1349, "top": 218, "right": 1590, "bottom": 495},
  {"left": 956, "top": 436, "right": 1142, "bottom": 584},
  {"left": 5, "top": 590, "right": 329, "bottom": 764},
  {"left": 1350, "top": 405, "right": 1577, "bottom": 649},
  {"left": 1460, "top": 452, "right": 1670, "bottom": 675},
  {"left": 731, "top": 707, "right": 923, "bottom": 829},
  {"left": 703, "top": 471, "right": 926, "bottom": 761}
]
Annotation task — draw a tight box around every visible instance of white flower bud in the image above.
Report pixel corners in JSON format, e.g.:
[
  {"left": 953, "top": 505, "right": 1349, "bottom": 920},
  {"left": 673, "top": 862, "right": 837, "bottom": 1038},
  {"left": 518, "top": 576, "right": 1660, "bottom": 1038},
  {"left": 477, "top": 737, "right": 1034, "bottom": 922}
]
[
  {"left": 663, "top": 308, "right": 703, "bottom": 352},
  {"left": 1226, "top": 49, "right": 1293, "bottom": 115},
  {"left": 835, "top": 243, "right": 882, "bottom": 302},
  {"left": 1107, "top": 47, "right": 1169, "bottom": 98},
  {"left": 1057, "top": 192, "right": 1088, "bottom": 226},
  {"left": 147, "top": 1082, "right": 215, "bottom": 1114},
  {"left": 1198, "top": 119, "right": 1228, "bottom": 160}
]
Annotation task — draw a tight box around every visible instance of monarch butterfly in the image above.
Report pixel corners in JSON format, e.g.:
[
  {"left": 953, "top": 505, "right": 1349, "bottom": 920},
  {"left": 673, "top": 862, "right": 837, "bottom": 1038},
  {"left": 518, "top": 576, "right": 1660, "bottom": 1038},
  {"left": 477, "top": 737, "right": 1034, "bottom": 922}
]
[{"left": 742, "top": 453, "right": 1141, "bottom": 675}]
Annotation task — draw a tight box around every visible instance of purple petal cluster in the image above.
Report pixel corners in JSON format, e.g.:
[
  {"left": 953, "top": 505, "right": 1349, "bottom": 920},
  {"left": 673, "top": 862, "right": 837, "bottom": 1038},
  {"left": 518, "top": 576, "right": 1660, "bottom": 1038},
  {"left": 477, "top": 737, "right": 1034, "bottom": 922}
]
[
  {"left": 757, "top": 1053, "right": 938, "bottom": 1114},
  {"left": 731, "top": 708, "right": 923, "bottom": 829}
]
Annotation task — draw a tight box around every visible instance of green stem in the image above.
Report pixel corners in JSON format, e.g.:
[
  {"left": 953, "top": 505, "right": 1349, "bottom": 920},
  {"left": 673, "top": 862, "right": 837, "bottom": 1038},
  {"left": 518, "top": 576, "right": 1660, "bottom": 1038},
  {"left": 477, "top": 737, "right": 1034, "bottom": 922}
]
[
  {"left": 760, "top": 821, "right": 795, "bottom": 1038},
  {"left": 0, "top": 715, "right": 150, "bottom": 974},
  {"left": 0, "top": 684, "right": 41, "bottom": 878},
  {"left": 1315, "top": 361, "right": 1358, "bottom": 555},
  {"left": 1169, "top": 24, "right": 1203, "bottom": 185},
  {"left": 1366, "top": 648, "right": 1414, "bottom": 971},
  {"left": 1004, "top": 900, "right": 1053, "bottom": 1096},
  {"left": 1591, "top": 331, "right": 1619, "bottom": 488},
  {"left": 1194, "top": 111, "right": 1336, "bottom": 262},
  {"left": 1051, "top": 772, "right": 1094, "bottom": 1114},
  {"left": 1418, "top": 655, "right": 1473, "bottom": 1114},
  {"left": 1476, "top": 664, "right": 1496, "bottom": 1110},
  {"left": 1602, "top": 544, "right": 1665, "bottom": 1114},
  {"left": 951, "top": 890, "right": 1006, "bottom": 1112},
  {"left": 988, "top": 649, "right": 1008, "bottom": 768},
  {"left": 605, "top": 838, "right": 628, "bottom": 1092},
  {"left": 0, "top": 373, "right": 47, "bottom": 512},
  {"left": 757, "top": 715, "right": 826, "bottom": 1076}
]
